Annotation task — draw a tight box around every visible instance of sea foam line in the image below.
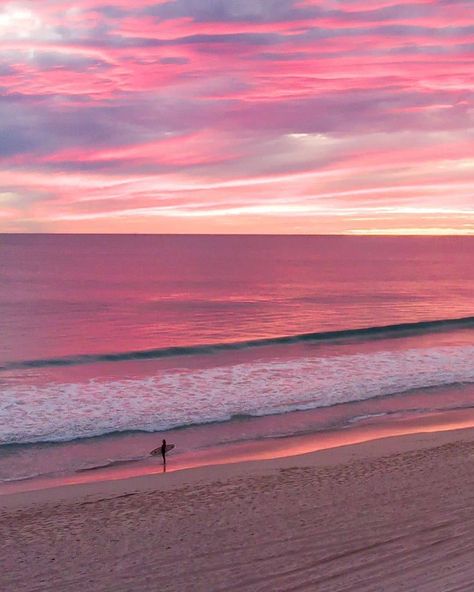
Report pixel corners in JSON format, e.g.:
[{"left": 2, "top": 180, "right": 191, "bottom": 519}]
[{"left": 1, "top": 344, "right": 474, "bottom": 447}]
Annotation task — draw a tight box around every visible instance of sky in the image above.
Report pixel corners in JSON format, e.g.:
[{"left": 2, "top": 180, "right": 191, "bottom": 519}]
[{"left": 0, "top": 0, "right": 473, "bottom": 234}]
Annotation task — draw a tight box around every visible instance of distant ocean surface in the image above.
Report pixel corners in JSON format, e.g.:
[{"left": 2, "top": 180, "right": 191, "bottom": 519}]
[{"left": 1, "top": 234, "right": 473, "bottom": 484}]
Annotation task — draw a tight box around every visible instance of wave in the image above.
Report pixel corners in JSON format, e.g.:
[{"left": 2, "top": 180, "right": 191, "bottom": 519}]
[
  {"left": 2, "top": 393, "right": 474, "bottom": 458},
  {"left": 2, "top": 315, "right": 473, "bottom": 372}
]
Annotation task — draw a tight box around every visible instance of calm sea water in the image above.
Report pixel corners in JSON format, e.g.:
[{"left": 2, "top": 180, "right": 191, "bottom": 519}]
[{"left": 1, "top": 234, "right": 473, "bottom": 483}]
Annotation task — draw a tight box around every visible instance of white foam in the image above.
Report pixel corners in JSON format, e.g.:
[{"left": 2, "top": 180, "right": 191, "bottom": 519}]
[{"left": 1, "top": 345, "right": 474, "bottom": 445}]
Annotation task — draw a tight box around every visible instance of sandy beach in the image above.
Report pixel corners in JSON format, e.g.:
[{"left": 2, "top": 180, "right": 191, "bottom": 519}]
[{"left": 3, "top": 425, "right": 474, "bottom": 592}]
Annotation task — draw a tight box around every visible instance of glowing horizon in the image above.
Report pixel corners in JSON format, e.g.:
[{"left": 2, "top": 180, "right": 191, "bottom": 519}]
[{"left": 1, "top": 1, "right": 473, "bottom": 234}]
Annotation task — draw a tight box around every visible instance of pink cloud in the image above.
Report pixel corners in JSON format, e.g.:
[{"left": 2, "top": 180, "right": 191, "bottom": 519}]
[
  {"left": 31, "top": 130, "right": 241, "bottom": 167},
  {"left": 1, "top": 0, "right": 473, "bottom": 234}
]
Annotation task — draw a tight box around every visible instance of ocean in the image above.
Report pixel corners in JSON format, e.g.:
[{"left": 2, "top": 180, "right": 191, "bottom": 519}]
[{"left": 1, "top": 234, "right": 473, "bottom": 486}]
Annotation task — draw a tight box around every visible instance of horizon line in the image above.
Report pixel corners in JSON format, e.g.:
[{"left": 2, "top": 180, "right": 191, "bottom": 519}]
[{"left": 1, "top": 232, "right": 473, "bottom": 238}]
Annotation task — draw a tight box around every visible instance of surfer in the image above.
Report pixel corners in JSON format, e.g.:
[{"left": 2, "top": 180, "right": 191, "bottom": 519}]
[
  {"left": 150, "top": 440, "right": 174, "bottom": 460},
  {"left": 161, "top": 439, "right": 167, "bottom": 464}
]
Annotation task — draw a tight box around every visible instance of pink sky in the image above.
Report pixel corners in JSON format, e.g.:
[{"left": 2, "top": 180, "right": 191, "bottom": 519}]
[{"left": 0, "top": 0, "right": 473, "bottom": 234}]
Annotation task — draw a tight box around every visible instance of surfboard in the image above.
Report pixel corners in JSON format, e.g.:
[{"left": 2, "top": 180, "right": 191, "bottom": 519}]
[{"left": 150, "top": 444, "right": 175, "bottom": 456}]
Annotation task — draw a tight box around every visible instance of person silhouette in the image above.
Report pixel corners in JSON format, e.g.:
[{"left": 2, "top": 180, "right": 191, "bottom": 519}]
[{"left": 161, "top": 439, "right": 167, "bottom": 465}]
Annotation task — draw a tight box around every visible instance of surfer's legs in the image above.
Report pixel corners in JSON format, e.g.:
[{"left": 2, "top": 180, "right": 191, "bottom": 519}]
[{"left": 162, "top": 451, "right": 166, "bottom": 464}]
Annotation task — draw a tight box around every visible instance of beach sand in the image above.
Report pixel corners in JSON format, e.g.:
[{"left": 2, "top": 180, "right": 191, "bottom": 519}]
[{"left": 3, "top": 426, "right": 474, "bottom": 592}]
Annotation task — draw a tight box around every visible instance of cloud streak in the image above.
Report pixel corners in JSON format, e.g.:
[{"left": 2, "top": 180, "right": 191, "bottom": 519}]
[{"left": 0, "top": 0, "right": 473, "bottom": 233}]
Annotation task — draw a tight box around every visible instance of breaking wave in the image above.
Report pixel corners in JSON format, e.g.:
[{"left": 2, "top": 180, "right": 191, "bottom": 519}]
[{"left": 2, "top": 315, "right": 473, "bottom": 372}]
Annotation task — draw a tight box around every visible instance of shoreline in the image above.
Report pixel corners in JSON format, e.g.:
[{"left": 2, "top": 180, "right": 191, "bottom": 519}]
[
  {"left": 3, "top": 406, "right": 474, "bottom": 509},
  {"left": 3, "top": 380, "right": 474, "bottom": 499}
]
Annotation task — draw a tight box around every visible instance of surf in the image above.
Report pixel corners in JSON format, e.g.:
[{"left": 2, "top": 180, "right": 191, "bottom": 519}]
[{"left": 2, "top": 341, "right": 474, "bottom": 448}]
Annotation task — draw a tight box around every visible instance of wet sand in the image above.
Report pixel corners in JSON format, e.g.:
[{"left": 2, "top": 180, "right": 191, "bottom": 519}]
[{"left": 3, "top": 424, "right": 474, "bottom": 591}]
